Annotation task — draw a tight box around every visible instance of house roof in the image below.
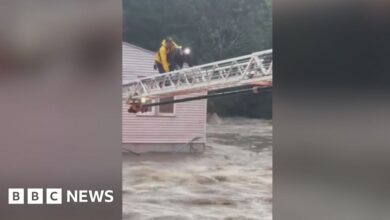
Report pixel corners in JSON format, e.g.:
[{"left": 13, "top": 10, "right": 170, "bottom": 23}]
[
  {"left": 122, "top": 42, "right": 156, "bottom": 85},
  {"left": 123, "top": 42, "right": 154, "bottom": 55}
]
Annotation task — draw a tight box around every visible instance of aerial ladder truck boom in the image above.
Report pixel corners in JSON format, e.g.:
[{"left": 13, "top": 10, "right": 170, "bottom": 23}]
[{"left": 123, "top": 49, "right": 273, "bottom": 113}]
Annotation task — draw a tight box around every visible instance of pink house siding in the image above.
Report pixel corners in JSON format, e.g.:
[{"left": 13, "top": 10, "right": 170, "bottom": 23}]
[{"left": 122, "top": 42, "right": 207, "bottom": 147}]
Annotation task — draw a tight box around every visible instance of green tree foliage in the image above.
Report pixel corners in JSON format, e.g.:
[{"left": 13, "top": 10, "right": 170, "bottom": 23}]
[{"left": 123, "top": 0, "right": 272, "bottom": 119}]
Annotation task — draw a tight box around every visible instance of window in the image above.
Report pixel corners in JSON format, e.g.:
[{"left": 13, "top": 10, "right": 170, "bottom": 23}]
[
  {"left": 135, "top": 97, "right": 175, "bottom": 116},
  {"left": 136, "top": 100, "right": 155, "bottom": 116},
  {"left": 142, "top": 105, "right": 154, "bottom": 114},
  {"left": 158, "top": 97, "right": 175, "bottom": 115}
]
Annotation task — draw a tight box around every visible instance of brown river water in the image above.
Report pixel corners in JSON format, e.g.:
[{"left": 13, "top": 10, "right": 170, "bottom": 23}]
[{"left": 123, "top": 118, "right": 272, "bottom": 220}]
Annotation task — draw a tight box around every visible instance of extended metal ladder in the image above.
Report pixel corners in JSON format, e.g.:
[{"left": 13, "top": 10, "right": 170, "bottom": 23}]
[
  {"left": 122, "top": 50, "right": 272, "bottom": 112},
  {"left": 123, "top": 49, "right": 272, "bottom": 102}
]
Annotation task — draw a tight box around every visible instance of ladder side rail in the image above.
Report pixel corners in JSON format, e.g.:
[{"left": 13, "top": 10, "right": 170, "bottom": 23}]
[
  {"left": 130, "top": 74, "right": 272, "bottom": 100},
  {"left": 122, "top": 50, "right": 272, "bottom": 88},
  {"left": 125, "top": 60, "right": 267, "bottom": 99},
  {"left": 123, "top": 50, "right": 272, "bottom": 100},
  {"left": 133, "top": 61, "right": 250, "bottom": 91},
  {"left": 123, "top": 60, "right": 248, "bottom": 96},
  {"left": 122, "top": 49, "right": 272, "bottom": 89},
  {"left": 126, "top": 61, "right": 266, "bottom": 98},
  {"left": 136, "top": 74, "right": 272, "bottom": 99}
]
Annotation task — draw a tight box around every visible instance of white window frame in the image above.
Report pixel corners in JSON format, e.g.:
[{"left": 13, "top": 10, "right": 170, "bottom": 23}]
[
  {"left": 135, "top": 98, "right": 176, "bottom": 117},
  {"left": 157, "top": 96, "right": 176, "bottom": 117}
]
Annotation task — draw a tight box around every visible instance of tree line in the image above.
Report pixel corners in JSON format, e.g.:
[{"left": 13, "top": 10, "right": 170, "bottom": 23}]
[{"left": 123, "top": 0, "right": 272, "bottom": 119}]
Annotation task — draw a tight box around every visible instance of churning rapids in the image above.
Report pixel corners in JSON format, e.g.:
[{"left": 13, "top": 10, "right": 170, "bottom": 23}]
[{"left": 123, "top": 118, "right": 272, "bottom": 220}]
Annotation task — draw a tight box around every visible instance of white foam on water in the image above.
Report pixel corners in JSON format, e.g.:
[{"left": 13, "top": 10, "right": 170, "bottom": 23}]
[{"left": 123, "top": 118, "right": 272, "bottom": 220}]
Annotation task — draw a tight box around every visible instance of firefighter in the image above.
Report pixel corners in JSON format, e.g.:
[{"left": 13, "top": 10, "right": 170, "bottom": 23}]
[{"left": 154, "top": 37, "right": 181, "bottom": 74}]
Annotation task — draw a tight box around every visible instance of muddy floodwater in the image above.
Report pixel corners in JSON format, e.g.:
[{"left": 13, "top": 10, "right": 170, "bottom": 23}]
[{"left": 123, "top": 118, "right": 272, "bottom": 220}]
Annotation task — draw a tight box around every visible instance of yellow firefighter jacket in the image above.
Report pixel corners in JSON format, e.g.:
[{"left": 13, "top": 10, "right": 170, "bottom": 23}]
[{"left": 155, "top": 39, "right": 180, "bottom": 72}]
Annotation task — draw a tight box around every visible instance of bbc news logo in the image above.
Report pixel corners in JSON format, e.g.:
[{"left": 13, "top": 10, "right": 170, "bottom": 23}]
[{"left": 8, "top": 188, "right": 114, "bottom": 205}]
